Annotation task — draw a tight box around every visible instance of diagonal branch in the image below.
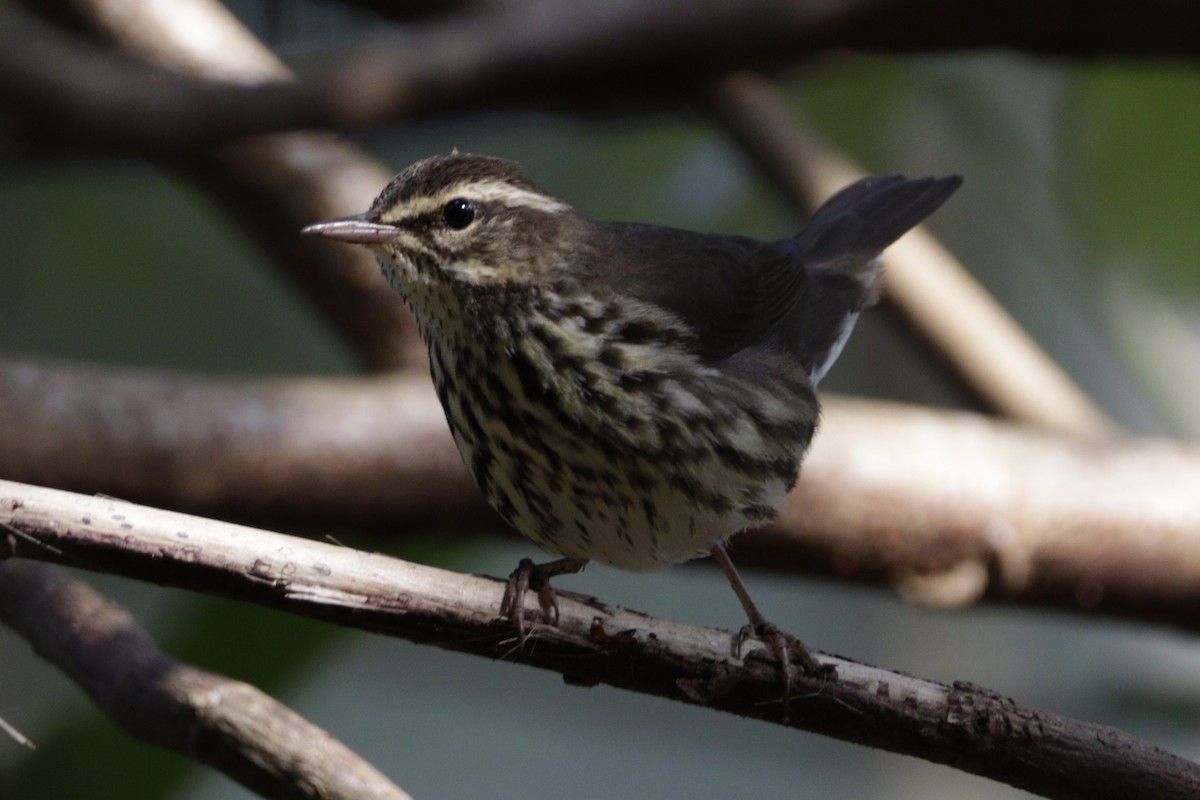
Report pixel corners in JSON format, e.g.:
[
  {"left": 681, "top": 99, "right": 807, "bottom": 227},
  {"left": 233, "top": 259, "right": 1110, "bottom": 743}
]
[
  {"left": 50, "top": 0, "right": 424, "bottom": 370},
  {"left": 0, "top": 559, "right": 413, "bottom": 800},
  {"left": 1, "top": 479, "right": 1198, "bottom": 800}
]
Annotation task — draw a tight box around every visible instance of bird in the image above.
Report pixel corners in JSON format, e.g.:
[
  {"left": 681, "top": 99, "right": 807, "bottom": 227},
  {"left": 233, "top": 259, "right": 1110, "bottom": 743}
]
[{"left": 303, "top": 152, "right": 961, "bottom": 708}]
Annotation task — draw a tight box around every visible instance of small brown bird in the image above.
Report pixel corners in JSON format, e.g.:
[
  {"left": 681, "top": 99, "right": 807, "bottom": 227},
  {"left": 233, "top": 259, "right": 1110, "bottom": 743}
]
[{"left": 304, "top": 153, "right": 960, "bottom": 701}]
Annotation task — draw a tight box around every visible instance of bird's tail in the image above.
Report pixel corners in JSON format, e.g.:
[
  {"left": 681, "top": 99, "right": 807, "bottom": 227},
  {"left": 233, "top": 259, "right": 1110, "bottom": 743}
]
[
  {"left": 786, "top": 174, "right": 961, "bottom": 383},
  {"left": 795, "top": 173, "right": 962, "bottom": 295}
]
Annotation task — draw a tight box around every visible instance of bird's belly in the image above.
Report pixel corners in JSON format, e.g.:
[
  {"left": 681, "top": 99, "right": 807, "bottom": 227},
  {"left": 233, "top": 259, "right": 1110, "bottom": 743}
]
[
  {"left": 429, "top": 334, "right": 809, "bottom": 572},
  {"left": 528, "top": 441, "right": 797, "bottom": 569},
  {"left": 458, "top": 415, "right": 794, "bottom": 571}
]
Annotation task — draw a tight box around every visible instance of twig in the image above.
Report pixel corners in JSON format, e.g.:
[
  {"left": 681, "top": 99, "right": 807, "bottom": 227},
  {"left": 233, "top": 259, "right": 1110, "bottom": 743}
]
[
  {"left": 703, "top": 73, "right": 1116, "bottom": 438},
  {"left": 0, "top": 560, "right": 412, "bottom": 800},
  {"left": 0, "top": 479, "right": 1197, "bottom": 799},
  {"left": 0, "top": 714, "right": 36, "bottom": 750},
  {"left": 1, "top": 519, "right": 63, "bottom": 556},
  {"left": 2, "top": 356, "right": 1198, "bottom": 630}
]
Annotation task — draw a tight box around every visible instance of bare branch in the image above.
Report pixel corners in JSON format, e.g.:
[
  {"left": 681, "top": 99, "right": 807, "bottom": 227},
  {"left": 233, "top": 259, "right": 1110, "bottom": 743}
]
[
  {"left": 0, "top": 559, "right": 412, "bottom": 800},
  {"left": 1, "top": 480, "right": 1197, "bottom": 800},
  {"left": 12, "top": 6, "right": 1187, "bottom": 398},
  {"left": 704, "top": 74, "right": 1116, "bottom": 439},
  {"left": 4, "top": 1, "right": 1199, "bottom": 155},
  {"left": 175, "top": 135, "right": 425, "bottom": 370},
  {"left": 2, "top": 356, "right": 1198, "bottom": 631},
  {"left": 58, "top": 0, "right": 423, "bottom": 369},
  {"left": 0, "top": 357, "right": 484, "bottom": 530}
]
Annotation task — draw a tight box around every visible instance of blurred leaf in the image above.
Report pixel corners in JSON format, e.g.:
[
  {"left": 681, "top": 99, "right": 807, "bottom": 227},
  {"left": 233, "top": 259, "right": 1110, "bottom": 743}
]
[
  {"left": 0, "top": 167, "right": 353, "bottom": 374},
  {"left": 1, "top": 714, "right": 191, "bottom": 800},
  {"left": 1062, "top": 66, "right": 1200, "bottom": 292}
]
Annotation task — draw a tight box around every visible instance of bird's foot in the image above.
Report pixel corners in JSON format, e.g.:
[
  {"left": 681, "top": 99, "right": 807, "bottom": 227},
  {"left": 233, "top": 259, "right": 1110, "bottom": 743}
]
[
  {"left": 710, "top": 543, "right": 835, "bottom": 722},
  {"left": 733, "top": 621, "right": 835, "bottom": 723},
  {"left": 499, "top": 557, "right": 587, "bottom": 640},
  {"left": 733, "top": 620, "right": 821, "bottom": 673}
]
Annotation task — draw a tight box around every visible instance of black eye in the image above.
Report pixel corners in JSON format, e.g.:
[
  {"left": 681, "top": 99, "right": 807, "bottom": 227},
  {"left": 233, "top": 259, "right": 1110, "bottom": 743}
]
[{"left": 442, "top": 198, "right": 476, "bottom": 230}]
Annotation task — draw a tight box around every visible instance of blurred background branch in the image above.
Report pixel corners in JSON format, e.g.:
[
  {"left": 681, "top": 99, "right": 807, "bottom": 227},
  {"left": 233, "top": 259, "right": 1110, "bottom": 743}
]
[
  {"left": 48, "top": 0, "right": 424, "bottom": 369},
  {"left": 1, "top": 355, "right": 1197, "bottom": 633},
  {"left": 705, "top": 74, "right": 1117, "bottom": 438},
  {"left": 4, "top": 0, "right": 1200, "bottom": 154},
  {"left": 0, "top": 559, "right": 414, "bottom": 800}
]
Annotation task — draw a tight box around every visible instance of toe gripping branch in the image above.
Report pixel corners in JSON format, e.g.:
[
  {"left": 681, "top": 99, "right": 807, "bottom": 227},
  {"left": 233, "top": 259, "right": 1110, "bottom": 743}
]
[{"left": 500, "top": 557, "right": 587, "bottom": 640}]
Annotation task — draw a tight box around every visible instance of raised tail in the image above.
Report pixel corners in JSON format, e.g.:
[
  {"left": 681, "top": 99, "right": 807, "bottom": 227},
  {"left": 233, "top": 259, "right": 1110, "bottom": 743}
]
[
  {"left": 785, "top": 174, "right": 962, "bottom": 383},
  {"left": 795, "top": 174, "right": 963, "bottom": 266}
]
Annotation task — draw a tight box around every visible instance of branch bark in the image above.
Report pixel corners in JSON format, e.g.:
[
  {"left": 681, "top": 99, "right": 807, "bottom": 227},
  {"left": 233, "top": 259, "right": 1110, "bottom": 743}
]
[
  {"left": 4, "top": 0, "right": 1199, "bottom": 155},
  {"left": 0, "top": 559, "right": 413, "bottom": 800},
  {"left": 1, "top": 479, "right": 1197, "bottom": 800},
  {"left": 2, "top": 356, "right": 1198, "bottom": 631}
]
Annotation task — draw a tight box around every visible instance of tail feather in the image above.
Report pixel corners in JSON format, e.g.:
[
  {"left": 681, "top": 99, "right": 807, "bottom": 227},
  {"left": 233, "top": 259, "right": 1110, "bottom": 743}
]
[
  {"left": 795, "top": 174, "right": 963, "bottom": 265},
  {"left": 784, "top": 173, "right": 961, "bottom": 383}
]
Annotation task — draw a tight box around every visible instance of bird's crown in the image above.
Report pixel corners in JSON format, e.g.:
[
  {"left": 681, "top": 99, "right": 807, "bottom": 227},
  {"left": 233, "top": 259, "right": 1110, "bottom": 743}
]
[{"left": 368, "top": 153, "right": 569, "bottom": 226}]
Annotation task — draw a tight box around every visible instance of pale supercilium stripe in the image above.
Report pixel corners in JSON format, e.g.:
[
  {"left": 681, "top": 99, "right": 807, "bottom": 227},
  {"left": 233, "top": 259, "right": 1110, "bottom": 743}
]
[{"left": 378, "top": 179, "right": 570, "bottom": 223}]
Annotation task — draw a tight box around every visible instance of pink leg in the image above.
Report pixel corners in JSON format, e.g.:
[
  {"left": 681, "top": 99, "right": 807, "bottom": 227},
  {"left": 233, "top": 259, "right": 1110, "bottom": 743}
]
[{"left": 711, "top": 543, "right": 826, "bottom": 719}]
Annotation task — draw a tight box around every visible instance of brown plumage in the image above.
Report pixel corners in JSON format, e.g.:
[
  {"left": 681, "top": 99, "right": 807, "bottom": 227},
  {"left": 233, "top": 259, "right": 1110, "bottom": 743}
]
[{"left": 304, "top": 153, "right": 961, "bottom": 710}]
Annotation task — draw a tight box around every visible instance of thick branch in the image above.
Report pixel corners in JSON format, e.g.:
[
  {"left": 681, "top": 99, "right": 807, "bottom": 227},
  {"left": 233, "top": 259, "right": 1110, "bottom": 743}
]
[
  {"left": 2, "top": 480, "right": 1197, "bottom": 800},
  {"left": 0, "top": 358, "right": 482, "bottom": 530},
  {"left": 1, "top": 357, "right": 1198, "bottom": 631},
  {"left": 761, "top": 398, "right": 1200, "bottom": 621},
  {"left": 704, "top": 74, "right": 1117, "bottom": 439},
  {"left": 4, "top": 1, "right": 1199, "bottom": 154},
  {"left": 0, "top": 560, "right": 412, "bottom": 800}
]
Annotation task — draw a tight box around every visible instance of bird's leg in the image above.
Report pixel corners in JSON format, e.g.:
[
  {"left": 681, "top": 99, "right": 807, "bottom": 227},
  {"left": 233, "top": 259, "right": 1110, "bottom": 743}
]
[
  {"left": 711, "top": 543, "right": 827, "bottom": 718},
  {"left": 500, "top": 556, "right": 587, "bottom": 639}
]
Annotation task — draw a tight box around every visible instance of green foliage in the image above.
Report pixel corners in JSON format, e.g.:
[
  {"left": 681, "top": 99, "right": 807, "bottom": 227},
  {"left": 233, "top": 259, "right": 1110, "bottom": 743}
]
[
  {"left": 0, "top": 168, "right": 352, "bottom": 374},
  {"left": 1062, "top": 65, "right": 1200, "bottom": 291}
]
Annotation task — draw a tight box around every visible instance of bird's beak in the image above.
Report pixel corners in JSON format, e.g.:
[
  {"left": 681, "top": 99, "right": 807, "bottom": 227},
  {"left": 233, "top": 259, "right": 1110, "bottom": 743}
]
[{"left": 301, "top": 214, "right": 398, "bottom": 244}]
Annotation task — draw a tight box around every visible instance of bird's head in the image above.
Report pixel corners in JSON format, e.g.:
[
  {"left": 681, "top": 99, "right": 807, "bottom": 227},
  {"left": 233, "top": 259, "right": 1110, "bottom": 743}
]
[{"left": 303, "top": 153, "right": 578, "bottom": 290}]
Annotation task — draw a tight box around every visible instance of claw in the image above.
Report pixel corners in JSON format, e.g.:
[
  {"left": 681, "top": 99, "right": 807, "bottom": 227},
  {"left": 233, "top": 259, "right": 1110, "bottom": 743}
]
[
  {"left": 499, "top": 556, "right": 586, "bottom": 640},
  {"left": 500, "top": 558, "right": 535, "bottom": 640},
  {"left": 734, "top": 621, "right": 833, "bottom": 723}
]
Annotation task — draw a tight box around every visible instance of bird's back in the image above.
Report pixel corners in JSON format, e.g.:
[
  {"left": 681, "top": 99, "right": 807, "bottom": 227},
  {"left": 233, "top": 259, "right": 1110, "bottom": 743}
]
[{"left": 584, "top": 174, "right": 962, "bottom": 383}]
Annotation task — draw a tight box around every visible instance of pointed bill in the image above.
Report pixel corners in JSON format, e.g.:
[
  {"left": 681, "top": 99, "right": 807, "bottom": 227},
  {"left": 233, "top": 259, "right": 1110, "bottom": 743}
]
[{"left": 301, "top": 214, "right": 398, "bottom": 244}]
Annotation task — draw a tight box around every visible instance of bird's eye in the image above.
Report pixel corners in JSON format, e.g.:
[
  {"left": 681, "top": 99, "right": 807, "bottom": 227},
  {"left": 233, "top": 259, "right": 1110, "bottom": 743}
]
[{"left": 442, "top": 198, "right": 477, "bottom": 230}]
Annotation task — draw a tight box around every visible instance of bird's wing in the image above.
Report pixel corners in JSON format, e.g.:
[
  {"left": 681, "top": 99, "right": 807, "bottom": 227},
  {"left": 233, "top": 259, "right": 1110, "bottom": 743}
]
[
  {"left": 590, "top": 223, "right": 807, "bottom": 363},
  {"left": 582, "top": 174, "right": 962, "bottom": 366}
]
